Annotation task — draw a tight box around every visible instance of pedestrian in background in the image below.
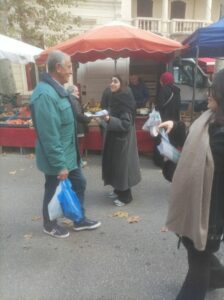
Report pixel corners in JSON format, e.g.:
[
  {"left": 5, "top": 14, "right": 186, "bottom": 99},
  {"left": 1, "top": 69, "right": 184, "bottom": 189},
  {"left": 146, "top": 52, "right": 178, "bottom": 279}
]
[
  {"left": 129, "top": 73, "right": 150, "bottom": 108},
  {"left": 153, "top": 71, "right": 181, "bottom": 168},
  {"left": 100, "top": 75, "right": 141, "bottom": 206},
  {"left": 100, "top": 86, "right": 112, "bottom": 110},
  {"left": 31, "top": 50, "right": 101, "bottom": 238},
  {"left": 159, "top": 69, "right": 224, "bottom": 300},
  {"left": 156, "top": 71, "right": 181, "bottom": 122},
  {"left": 67, "top": 84, "right": 90, "bottom": 167}
]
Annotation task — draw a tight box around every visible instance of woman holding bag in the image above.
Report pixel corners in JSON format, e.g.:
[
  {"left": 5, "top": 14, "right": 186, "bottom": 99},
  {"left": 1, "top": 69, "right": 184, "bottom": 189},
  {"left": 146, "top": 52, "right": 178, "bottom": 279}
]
[
  {"left": 159, "top": 69, "right": 224, "bottom": 300},
  {"left": 153, "top": 71, "right": 183, "bottom": 168}
]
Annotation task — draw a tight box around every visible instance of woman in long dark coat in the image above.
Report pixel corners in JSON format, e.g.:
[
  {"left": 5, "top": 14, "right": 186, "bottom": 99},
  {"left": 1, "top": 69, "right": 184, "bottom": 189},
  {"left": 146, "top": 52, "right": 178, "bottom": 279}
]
[
  {"left": 159, "top": 69, "right": 224, "bottom": 300},
  {"left": 153, "top": 71, "right": 181, "bottom": 168},
  {"left": 101, "top": 75, "right": 141, "bottom": 207}
]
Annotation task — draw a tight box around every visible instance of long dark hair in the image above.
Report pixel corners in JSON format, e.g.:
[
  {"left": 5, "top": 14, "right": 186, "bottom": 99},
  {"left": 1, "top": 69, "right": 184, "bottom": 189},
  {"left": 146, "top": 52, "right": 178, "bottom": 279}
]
[{"left": 211, "top": 69, "right": 224, "bottom": 125}]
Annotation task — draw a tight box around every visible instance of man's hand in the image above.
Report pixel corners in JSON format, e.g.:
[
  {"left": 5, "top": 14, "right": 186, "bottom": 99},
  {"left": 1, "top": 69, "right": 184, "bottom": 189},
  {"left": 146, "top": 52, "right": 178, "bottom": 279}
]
[{"left": 57, "top": 169, "right": 69, "bottom": 180}]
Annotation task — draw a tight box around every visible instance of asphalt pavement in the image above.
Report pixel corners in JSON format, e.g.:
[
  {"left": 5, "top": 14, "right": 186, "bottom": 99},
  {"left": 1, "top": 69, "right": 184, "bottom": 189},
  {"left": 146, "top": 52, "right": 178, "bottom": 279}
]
[{"left": 0, "top": 151, "right": 224, "bottom": 300}]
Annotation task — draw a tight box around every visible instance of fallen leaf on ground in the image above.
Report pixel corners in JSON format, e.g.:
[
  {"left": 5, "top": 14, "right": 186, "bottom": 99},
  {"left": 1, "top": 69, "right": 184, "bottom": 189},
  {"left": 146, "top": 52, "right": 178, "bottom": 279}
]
[
  {"left": 23, "top": 245, "right": 31, "bottom": 250},
  {"left": 31, "top": 216, "right": 42, "bottom": 221},
  {"left": 160, "top": 226, "right": 168, "bottom": 232},
  {"left": 9, "top": 170, "right": 16, "bottom": 175},
  {"left": 27, "top": 154, "right": 35, "bottom": 159},
  {"left": 24, "top": 234, "right": 33, "bottom": 240},
  {"left": 127, "top": 216, "right": 141, "bottom": 223},
  {"left": 112, "top": 211, "right": 129, "bottom": 218}
]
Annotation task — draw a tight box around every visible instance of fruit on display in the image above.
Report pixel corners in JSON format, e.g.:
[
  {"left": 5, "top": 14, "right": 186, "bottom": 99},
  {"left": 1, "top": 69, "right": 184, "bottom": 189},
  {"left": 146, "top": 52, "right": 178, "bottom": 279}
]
[
  {"left": 0, "top": 112, "right": 14, "bottom": 118},
  {"left": 0, "top": 103, "right": 33, "bottom": 127},
  {"left": 6, "top": 119, "right": 33, "bottom": 126},
  {"left": 84, "top": 101, "right": 101, "bottom": 113}
]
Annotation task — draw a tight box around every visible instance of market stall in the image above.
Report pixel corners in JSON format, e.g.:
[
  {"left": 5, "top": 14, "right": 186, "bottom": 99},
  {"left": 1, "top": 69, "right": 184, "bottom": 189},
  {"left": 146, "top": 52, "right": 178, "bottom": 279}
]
[
  {"left": 0, "top": 127, "right": 36, "bottom": 151},
  {"left": 35, "top": 21, "right": 185, "bottom": 155},
  {"left": 0, "top": 22, "right": 184, "bottom": 153},
  {"left": 0, "top": 102, "right": 154, "bottom": 154},
  {"left": 0, "top": 104, "right": 34, "bottom": 152},
  {"left": 84, "top": 115, "right": 154, "bottom": 154},
  {"left": 0, "top": 35, "right": 43, "bottom": 152},
  {"left": 0, "top": 122, "right": 153, "bottom": 154}
]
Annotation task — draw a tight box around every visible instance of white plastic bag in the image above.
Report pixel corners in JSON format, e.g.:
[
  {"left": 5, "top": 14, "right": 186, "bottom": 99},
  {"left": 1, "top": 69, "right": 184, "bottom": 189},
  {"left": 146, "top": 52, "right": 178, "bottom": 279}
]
[
  {"left": 142, "top": 108, "right": 161, "bottom": 136},
  {"left": 48, "top": 183, "right": 63, "bottom": 221},
  {"left": 157, "top": 131, "right": 181, "bottom": 163}
]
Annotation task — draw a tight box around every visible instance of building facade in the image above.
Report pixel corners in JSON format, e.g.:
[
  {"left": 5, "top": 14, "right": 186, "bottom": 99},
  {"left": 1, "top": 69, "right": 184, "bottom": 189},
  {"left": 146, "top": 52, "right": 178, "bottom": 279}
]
[
  {"left": 71, "top": 0, "right": 221, "bottom": 104},
  {"left": 69, "top": 0, "right": 221, "bottom": 41},
  {"left": 7, "top": 1, "right": 222, "bottom": 98}
]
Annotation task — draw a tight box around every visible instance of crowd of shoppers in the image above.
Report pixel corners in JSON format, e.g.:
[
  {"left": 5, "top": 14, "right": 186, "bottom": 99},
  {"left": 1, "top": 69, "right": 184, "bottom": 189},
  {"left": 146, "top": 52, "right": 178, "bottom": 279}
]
[{"left": 30, "top": 50, "right": 224, "bottom": 299}]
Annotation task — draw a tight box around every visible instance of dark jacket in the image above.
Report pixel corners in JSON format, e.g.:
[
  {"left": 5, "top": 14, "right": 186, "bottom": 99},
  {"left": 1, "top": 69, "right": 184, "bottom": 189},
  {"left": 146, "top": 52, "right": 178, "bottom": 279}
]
[
  {"left": 100, "top": 87, "right": 112, "bottom": 110},
  {"left": 208, "top": 125, "right": 224, "bottom": 240},
  {"left": 129, "top": 81, "right": 149, "bottom": 108},
  {"left": 156, "top": 84, "right": 181, "bottom": 122},
  {"left": 70, "top": 95, "right": 90, "bottom": 136}
]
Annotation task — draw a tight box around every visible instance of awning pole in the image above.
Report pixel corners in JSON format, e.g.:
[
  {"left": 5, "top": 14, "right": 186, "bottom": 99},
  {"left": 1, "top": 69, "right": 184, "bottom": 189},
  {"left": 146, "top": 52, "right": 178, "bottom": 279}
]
[
  {"left": 114, "top": 59, "right": 117, "bottom": 73},
  {"left": 191, "top": 46, "right": 199, "bottom": 123}
]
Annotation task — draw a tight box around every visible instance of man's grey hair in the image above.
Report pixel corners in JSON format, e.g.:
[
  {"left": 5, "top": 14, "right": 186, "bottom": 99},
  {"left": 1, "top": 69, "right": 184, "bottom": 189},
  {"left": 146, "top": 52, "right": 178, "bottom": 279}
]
[{"left": 47, "top": 50, "right": 70, "bottom": 72}]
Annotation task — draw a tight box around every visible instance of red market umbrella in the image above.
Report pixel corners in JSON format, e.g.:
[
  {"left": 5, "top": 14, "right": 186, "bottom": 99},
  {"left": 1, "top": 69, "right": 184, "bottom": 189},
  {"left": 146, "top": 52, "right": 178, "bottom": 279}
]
[{"left": 36, "top": 21, "right": 186, "bottom": 65}]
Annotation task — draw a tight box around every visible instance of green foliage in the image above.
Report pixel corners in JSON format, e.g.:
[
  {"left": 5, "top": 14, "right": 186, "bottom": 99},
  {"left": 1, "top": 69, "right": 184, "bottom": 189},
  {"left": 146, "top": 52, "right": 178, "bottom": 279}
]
[{"left": 0, "top": 0, "right": 83, "bottom": 48}]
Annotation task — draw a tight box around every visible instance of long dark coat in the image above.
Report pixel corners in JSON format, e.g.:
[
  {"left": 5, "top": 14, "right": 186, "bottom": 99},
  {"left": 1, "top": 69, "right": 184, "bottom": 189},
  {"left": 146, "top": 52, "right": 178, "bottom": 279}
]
[
  {"left": 102, "top": 111, "right": 141, "bottom": 191},
  {"left": 69, "top": 95, "right": 90, "bottom": 136},
  {"left": 208, "top": 125, "right": 224, "bottom": 242}
]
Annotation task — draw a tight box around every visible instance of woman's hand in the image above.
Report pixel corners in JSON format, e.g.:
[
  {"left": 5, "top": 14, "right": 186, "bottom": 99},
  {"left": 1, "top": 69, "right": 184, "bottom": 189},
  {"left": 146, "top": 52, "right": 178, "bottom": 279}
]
[
  {"left": 158, "top": 120, "right": 174, "bottom": 133},
  {"left": 102, "top": 114, "right": 110, "bottom": 122}
]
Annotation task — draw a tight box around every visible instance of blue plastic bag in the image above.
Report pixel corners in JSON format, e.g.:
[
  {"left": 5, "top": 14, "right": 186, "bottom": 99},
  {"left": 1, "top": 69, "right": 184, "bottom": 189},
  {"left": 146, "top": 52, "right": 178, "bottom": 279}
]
[
  {"left": 58, "top": 179, "right": 83, "bottom": 222},
  {"left": 157, "top": 130, "right": 181, "bottom": 164},
  {"left": 142, "top": 108, "right": 161, "bottom": 136}
]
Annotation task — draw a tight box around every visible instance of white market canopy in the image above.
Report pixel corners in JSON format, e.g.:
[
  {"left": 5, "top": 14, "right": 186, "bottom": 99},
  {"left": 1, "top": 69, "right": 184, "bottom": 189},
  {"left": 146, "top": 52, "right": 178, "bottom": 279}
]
[{"left": 0, "top": 34, "right": 43, "bottom": 64}]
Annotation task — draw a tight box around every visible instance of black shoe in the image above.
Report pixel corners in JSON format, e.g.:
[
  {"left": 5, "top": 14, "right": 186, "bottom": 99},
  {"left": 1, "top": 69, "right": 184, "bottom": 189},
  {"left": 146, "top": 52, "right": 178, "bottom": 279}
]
[
  {"left": 209, "top": 254, "right": 224, "bottom": 290},
  {"left": 73, "top": 218, "right": 101, "bottom": 231},
  {"left": 43, "top": 224, "right": 70, "bottom": 238},
  {"left": 209, "top": 268, "right": 224, "bottom": 289}
]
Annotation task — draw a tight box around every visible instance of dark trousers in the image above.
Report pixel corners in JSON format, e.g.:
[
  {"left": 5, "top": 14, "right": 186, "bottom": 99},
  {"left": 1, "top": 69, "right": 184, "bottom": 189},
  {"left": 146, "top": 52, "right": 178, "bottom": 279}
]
[
  {"left": 78, "top": 136, "right": 85, "bottom": 156},
  {"left": 43, "top": 168, "right": 86, "bottom": 230},
  {"left": 114, "top": 188, "right": 133, "bottom": 203},
  {"left": 176, "top": 237, "right": 224, "bottom": 300}
]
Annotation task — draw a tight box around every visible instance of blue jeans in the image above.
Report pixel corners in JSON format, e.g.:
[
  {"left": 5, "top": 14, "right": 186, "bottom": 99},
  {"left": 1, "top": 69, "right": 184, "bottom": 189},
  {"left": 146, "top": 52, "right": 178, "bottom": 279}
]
[{"left": 43, "top": 168, "right": 86, "bottom": 229}]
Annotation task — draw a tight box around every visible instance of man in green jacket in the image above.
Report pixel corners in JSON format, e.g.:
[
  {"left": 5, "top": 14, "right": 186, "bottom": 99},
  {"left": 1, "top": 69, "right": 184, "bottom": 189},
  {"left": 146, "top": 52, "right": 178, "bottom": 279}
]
[{"left": 31, "top": 50, "right": 101, "bottom": 238}]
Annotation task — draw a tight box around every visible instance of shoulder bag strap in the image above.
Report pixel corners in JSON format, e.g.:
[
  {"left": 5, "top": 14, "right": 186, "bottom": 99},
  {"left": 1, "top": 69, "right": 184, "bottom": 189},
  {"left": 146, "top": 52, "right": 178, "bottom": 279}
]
[{"left": 162, "top": 92, "right": 174, "bottom": 108}]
